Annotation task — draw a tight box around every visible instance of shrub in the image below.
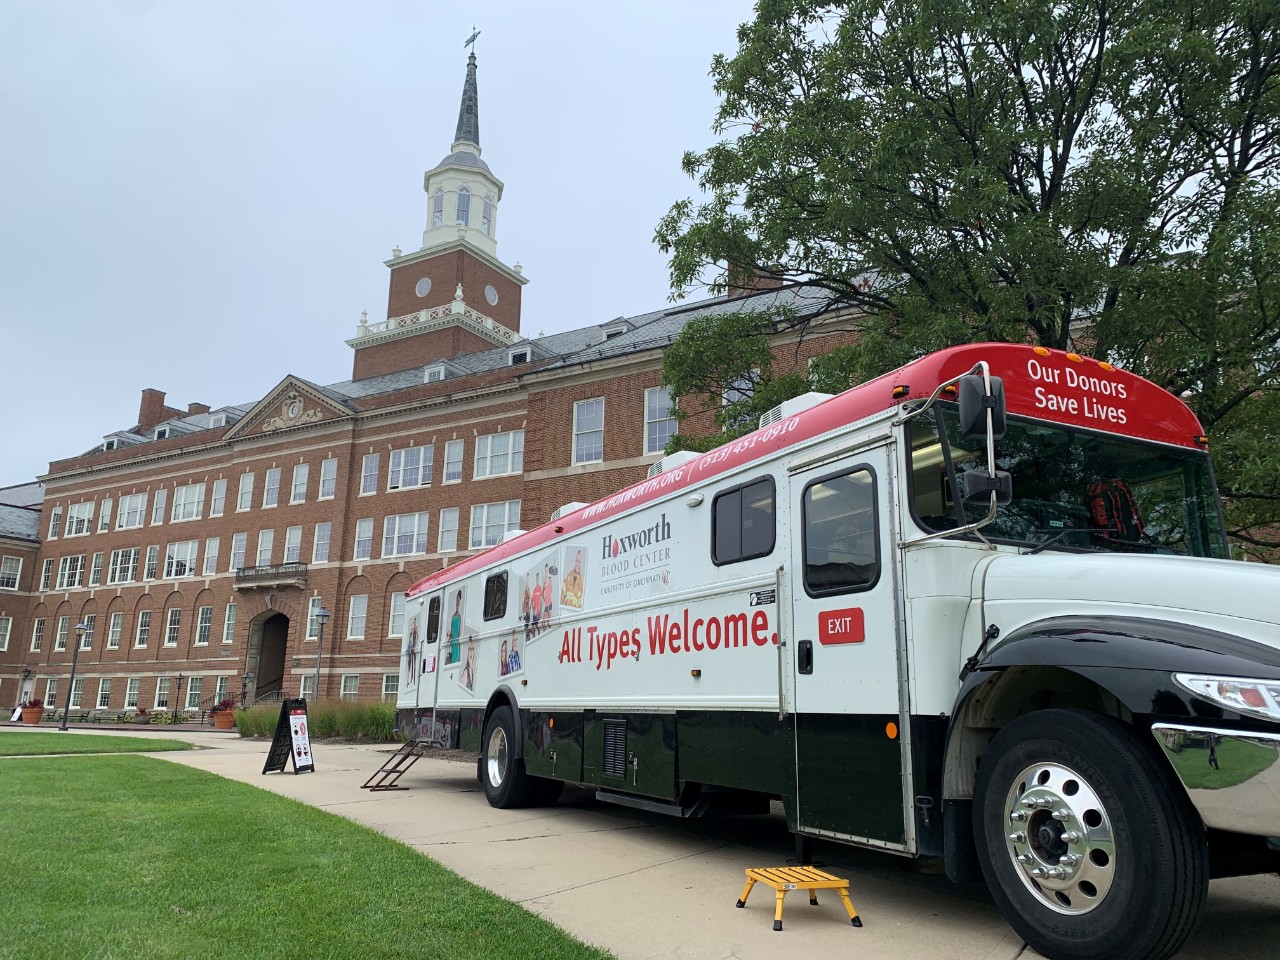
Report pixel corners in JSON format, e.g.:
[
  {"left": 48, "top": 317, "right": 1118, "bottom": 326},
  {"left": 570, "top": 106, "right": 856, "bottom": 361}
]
[{"left": 234, "top": 700, "right": 398, "bottom": 741}]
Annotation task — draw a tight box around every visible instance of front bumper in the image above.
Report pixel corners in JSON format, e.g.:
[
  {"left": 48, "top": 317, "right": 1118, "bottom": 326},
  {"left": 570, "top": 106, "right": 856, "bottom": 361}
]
[{"left": 1151, "top": 723, "right": 1280, "bottom": 838}]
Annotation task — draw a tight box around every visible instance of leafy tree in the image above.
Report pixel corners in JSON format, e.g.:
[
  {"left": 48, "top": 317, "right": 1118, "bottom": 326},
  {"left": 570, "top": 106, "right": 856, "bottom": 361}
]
[{"left": 656, "top": 0, "right": 1280, "bottom": 554}]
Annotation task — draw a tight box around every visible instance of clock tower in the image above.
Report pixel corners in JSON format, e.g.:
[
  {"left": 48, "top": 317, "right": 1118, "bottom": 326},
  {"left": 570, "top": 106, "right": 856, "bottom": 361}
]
[{"left": 348, "top": 50, "right": 528, "bottom": 380}]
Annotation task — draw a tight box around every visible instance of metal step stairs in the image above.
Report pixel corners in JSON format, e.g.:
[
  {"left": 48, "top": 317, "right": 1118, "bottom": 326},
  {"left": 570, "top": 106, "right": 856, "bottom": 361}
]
[{"left": 360, "top": 739, "right": 431, "bottom": 792}]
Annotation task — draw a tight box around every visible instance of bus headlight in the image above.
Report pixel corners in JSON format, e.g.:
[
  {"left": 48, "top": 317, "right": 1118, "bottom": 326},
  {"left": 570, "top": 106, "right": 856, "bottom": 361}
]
[{"left": 1173, "top": 673, "right": 1280, "bottom": 722}]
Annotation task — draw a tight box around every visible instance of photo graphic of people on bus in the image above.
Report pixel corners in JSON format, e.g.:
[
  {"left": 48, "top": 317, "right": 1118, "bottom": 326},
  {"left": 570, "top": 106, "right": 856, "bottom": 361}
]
[
  {"left": 520, "top": 549, "right": 561, "bottom": 644},
  {"left": 500, "top": 629, "right": 523, "bottom": 678},
  {"left": 403, "top": 612, "right": 420, "bottom": 684},
  {"left": 560, "top": 547, "right": 586, "bottom": 611},
  {"left": 444, "top": 588, "right": 465, "bottom": 665},
  {"left": 460, "top": 638, "right": 477, "bottom": 692}
]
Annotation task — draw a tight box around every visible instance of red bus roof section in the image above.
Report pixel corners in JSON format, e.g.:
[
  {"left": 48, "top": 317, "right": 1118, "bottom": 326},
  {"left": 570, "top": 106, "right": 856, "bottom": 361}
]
[{"left": 408, "top": 343, "right": 1205, "bottom": 598}]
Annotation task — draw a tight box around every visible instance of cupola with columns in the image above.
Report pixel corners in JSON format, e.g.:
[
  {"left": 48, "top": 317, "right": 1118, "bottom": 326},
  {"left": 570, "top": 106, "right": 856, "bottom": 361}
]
[{"left": 348, "top": 49, "right": 528, "bottom": 381}]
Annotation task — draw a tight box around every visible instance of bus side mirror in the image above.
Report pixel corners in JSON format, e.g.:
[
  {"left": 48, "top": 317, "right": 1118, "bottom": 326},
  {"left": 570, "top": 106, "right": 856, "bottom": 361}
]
[
  {"left": 961, "top": 468, "right": 1014, "bottom": 505},
  {"left": 958, "top": 375, "right": 1006, "bottom": 441}
]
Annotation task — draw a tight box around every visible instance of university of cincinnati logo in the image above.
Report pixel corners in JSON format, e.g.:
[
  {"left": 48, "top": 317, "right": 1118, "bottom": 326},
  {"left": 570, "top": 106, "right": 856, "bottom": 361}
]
[{"left": 601, "top": 513, "right": 672, "bottom": 560}]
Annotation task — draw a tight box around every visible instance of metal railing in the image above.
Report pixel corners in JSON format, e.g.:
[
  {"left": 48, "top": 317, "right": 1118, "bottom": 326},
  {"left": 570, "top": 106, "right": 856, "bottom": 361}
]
[{"left": 234, "top": 562, "right": 308, "bottom": 589}]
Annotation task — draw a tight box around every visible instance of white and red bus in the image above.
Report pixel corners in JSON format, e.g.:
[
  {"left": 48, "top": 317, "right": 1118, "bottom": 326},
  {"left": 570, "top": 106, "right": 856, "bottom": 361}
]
[{"left": 398, "top": 342, "right": 1280, "bottom": 960}]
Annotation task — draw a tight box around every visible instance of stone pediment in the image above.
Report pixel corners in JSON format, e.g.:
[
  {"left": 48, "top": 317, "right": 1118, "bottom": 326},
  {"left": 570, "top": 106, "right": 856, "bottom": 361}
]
[{"left": 222, "top": 377, "right": 354, "bottom": 440}]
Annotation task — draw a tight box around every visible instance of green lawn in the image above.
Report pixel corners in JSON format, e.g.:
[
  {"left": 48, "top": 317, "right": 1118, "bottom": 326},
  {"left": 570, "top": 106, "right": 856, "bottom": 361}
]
[
  {"left": 1165, "top": 735, "right": 1277, "bottom": 789},
  {"left": 0, "top": 731, "right": 192, "bottom": 756},
  {"left": 0, "top": 756, "right": 612, "bottom": 960}
]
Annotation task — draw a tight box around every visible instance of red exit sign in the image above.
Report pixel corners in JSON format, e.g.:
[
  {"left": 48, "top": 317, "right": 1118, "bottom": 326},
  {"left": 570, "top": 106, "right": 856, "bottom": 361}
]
[{"left": 818, "top": 607, "right": 865, "bottom": 645}]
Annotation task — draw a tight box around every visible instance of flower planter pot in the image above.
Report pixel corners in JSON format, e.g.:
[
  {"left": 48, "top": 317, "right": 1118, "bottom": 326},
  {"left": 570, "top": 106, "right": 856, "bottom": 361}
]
[
  {"left": 212, "top": 711, "right": 235, "bottom": 730},
  {"left": 20, "top": 707, "right": 44, "bottom": 725},
  {"left": 132, "top": 713, "right": 152, "bottom": 725}
]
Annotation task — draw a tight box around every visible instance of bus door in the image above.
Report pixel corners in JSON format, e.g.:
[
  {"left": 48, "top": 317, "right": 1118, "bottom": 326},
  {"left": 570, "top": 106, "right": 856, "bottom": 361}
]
[
  {"left": 787, "top": 444, "right": 911, "bottom": 850},
  {"left": 398, "top": 591, "right": 443, "bottom": 714}
]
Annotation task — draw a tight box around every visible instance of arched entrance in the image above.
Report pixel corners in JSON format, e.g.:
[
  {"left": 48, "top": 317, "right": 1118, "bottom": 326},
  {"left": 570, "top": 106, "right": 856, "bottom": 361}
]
[{"left": 245, "top": 612, "right": 291, "bottom": 701}]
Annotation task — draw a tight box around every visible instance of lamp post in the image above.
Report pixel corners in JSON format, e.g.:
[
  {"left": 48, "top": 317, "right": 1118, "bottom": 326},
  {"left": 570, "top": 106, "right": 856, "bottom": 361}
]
[
  {"left": 311, "top": 607, "right": 331, "bottom": 702},
  {"left": 240, "top": 671, "right": 254, "bottom": 707},
  {"left": 174, "top": 674, "right": 185, "bottom": 722},
  {"left": 58, "top": 621, "right": 88, "bottom": 731}
]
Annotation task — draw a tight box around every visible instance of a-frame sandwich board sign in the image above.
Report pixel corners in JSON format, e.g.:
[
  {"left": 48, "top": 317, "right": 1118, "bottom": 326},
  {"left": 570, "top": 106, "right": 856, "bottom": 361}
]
[{"left": 262, "top": 698, "right": 315, "bottom": 775}]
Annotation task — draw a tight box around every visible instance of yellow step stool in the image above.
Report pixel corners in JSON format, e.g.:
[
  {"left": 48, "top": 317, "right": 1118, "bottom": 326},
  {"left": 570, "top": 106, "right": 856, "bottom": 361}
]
[{"left": 736, "top": 865, "right": 862, "bottom": 931}]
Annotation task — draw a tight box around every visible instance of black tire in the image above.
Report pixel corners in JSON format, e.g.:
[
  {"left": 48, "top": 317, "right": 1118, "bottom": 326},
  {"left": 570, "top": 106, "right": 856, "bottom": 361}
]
[
  {"left": 481, "top": 706, "right": 532, "bottom": 808},
  {"left": 974, "top": 709, "right": 1207, "bottom": 960}
]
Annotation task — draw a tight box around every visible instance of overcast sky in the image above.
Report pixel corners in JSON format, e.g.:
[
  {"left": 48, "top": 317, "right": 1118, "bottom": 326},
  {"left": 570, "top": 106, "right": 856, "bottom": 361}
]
[{"left": 0, "top": 1, "right": 755, "bottom": 487}]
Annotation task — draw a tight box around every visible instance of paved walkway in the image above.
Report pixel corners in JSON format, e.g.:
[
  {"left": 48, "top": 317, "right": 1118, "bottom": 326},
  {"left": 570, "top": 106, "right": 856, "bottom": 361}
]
[{"left": 7, "top": 725, "right": 1278, "bottom": 960}]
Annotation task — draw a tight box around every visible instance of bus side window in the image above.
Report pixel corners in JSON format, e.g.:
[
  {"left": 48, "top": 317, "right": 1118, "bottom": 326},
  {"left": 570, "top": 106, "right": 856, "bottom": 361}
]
[
  {"left": 483, "top": 571, "right": 509, "bottom": 621},
  {"left": 803, "top": 468, "right": 879, "bottom": 595},
  {"left": 426, "top": 596, "right": 441, "bottom": 644},
  {"left": 712, "top": 477, "right": 776, "bottom": 565}
]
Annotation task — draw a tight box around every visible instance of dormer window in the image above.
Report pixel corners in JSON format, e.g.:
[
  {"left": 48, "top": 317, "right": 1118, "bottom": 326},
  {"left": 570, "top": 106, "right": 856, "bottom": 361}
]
[
  {"left": 509, "top": 348, "right": 530, "bottom": 366},
  {"left": 153, "top": 427, "right": 170, "bottom": 440},
  {"left": 209, "top": 413, "right": 226, "bottom": 428},
  {"left": 432, "top": 188, "right": 444, "bottom": 227},
  {"left": 424, "top": 365, "right": 446, "bottom": 384},
  {"left": 102, "top": 439, "right": 118, "bottom": 452},
  {"left": 456, "top": 187, "right": 471, "bottom": 227},
  {"left": 603, "top": 325, "right": 627, "bottom": 341}
]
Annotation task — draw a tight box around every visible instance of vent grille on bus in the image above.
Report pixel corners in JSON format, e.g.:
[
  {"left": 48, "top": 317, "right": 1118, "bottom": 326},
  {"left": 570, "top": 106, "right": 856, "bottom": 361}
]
[
  {"left": 758, "top": 391, "right": 835, "bottom": 428},
  {"left": 602, "top": 720, "right": 627, "bottom": 778},
  {"left": 646, "top": 449, "right": 701, "bottom": 478}
]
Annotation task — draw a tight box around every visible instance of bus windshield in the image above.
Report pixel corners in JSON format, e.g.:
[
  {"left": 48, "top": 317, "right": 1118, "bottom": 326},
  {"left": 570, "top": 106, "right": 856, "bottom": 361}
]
[{"left": 908, "top": 407, "right": 1229, "bottom": 558}]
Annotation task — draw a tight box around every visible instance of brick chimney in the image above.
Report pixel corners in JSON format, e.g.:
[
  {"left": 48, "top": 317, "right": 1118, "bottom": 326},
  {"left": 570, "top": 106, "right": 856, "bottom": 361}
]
[
  {"left": 726, "top": 264, "right": 784, "bottom": 298},
  {"left": 187, "top": 402, "right": 211, "bottom": 416},
  {"left": 137, "top": 388, "right": 185, "bottom": 434}
]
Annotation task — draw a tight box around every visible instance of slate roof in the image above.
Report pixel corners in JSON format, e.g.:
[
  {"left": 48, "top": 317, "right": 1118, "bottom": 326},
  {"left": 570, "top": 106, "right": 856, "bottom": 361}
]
[
  {"left": 0, "top": 482, "right": 43, "bottom": 508},
  {"left": 0, "top": 503, "right": 40, "bottom": 542}
]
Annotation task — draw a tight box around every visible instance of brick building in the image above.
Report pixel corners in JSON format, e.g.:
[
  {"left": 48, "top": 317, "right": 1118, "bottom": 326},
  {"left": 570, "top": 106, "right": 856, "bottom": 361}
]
[{"left": 0, "top": 54, "right": 850, "bottom": 716}]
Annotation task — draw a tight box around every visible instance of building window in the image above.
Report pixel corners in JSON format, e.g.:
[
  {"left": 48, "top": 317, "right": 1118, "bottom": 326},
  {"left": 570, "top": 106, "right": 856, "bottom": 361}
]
[
  {"left": 151, "top": 488, "right": 168, "bottom": 525},
  {"left": 0, "top": 616, "right": 9, "bottom": 652},
  {"left": 424, "top": 365, "right": 445, "bottom": 384},
  {"left": 135, "top": 610, "right": 152, "bottom": 648},
  {"left": 256, "top": 530, "right": 274, "bottom": 567},
  {"left": 382, "top": 674, "right": 399, "bottom": 700},
  {"left": 1, "top": 556, "right": 22, "bottom": 590},
  {"left": 165, "top": 608, "right": 182, "bottom": 646},
  {"left": 354, "top": 518, "right": 373, "bottom": 561},
  {"left": 482, "top": 196, "right": 493, "bottom": 236},
  {"left": 341, "top": 675, "right": 360, "bottom": 700},
  {"left": 215, "top": 676, "right": 229, "bottom": 703},
  {"left": 469, "top": 500, "right": 521, "bottom": 549},
  {"left": 318, "top": 458, "right": 337, "bottom": 500},
  {"left": 222, "top": 603, "right": 237, "bottom": 644},
  {"left": 143, "top": 546, "right": 160, "bottom": 580},
  {"left": 645, "top": 387, "right": 677, "bottom": 455},
  {"left": 48, "top": 506, "right": 62, "bottom": 539},
  {"left": 54, "top": 616, "right": 69, "bottom": 651},
  {"left": 291, "top": 463, "right": 309, "bottom": 503},
  {"left": 203, "top": 537, "right": 220, "bottom": 575},
  {"left": 117, "top": 493, "right": 146, "bottom": 529},
  {"left": 30, "top": 618, "right": 45, "bottom": 652},
  {"left": 80, "top": 615, "right": 95, "bottom": 649},
  {"left": 210, "top": 479, "right": 227, "bottom": 517},
  {"left": 65, "top": 502, "right": 94, "bottom": 537},
  {"left": 474, "top": 430, "right": 524, "bottom": 479},
  {"left": 360, "top": 453, "right": 379, "bottom": 494},
  {"left": 40, "top": 558, "right": 54, "bottom": 590},
  {"left": 284, "top": 526, "right": 302, "bottom": 563},
  {"left": 443, "top": 440, "right": 464, "bottom": 483},
  {"left": 388, "top": 592, "right": 405, "bottom": 637},
  {"left": 347, "top": 595, "right": 368, "bottom": 639},
  {"left": 237, "top": 473, "right": 254, "bottom": 511},
  {"left": 107, "top": 612, "right": 123, "bottom": 650},
  {"left": 164, "top": 541, "right": 198, "bottom": 579},
  {"left": 154, "top": 427, "right": 170, "bottom": 440},
  {"left": 712, "top": 477, "right": 776, "bottom": 565},
  {"left": 89, "top": 551, "right": 104, "bottom": 586},
  {"left": 432, "top": 187, "right": 444, "bottom": 226},
  {"left": 125, "top": 677, "right": 140, "bottom": 709},
  {"left": 155, "top": 677, "right": 171, "bottom": 709},
  {"left": 97, "top": 678, "right": 112, "bottom": 709},
  {"left": 195, "top": 605, "right": 213, "bottom": 645},
  {"left": 573, "top": 398, "right": 605, "bottom": 464},
  {"left": 108, "top": 548, "right": 139, "bottom": 584},
  {"left": 382, "top": 513, "right": 429, "bottom": 557},
  {"left": 98, "top": 498, "right": 113, "bottom": 532},
  {"left": 263, "top": 468, "right": 281, "bottom": 508},
  {"left": 456, "top": 186, "right": 471, "bottom": 226},
  {"left": 438, "top": 507, "right": 459, "bottom": 553},
  {"left": 307, "top": 596, "right": 324, "bottom": 640},
  {"left": 171, "top": 482, "right": 206, "bottom": 522},
  {"left": 299, "top": 675, "right": 315, "bottom": 700},
  {"left": 508, "top": 348, "right": 529, "bottom": 365},
  {"left": 70, "top": 678, "right": 85, "bottom": 709},
  {"left": 45, "top": 679, "right": 57, "bottom": 709},
  {"left": 56, "top": 555, "right": 85, "bottom": 590},
  {"left": 313, "top": 522, "right": 331, "bottom": 563},
  {"left": 388, "top": 444, "right": 434, "bottom": 490},
  {"left": 230, "top": 533, "right": 247, "bottom": 571},
  {"left": 186, "top": 676, "right": 202, "bottom": 710}
]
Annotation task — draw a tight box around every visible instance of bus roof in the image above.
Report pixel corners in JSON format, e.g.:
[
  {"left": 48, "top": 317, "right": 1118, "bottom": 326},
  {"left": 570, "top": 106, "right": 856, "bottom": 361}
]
[{"left": 408, "top": 343, "right": 1205, "bottom": 598}]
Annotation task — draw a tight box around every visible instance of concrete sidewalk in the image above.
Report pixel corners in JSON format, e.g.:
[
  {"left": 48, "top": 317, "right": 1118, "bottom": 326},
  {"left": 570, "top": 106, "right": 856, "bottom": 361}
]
[{"left": 10, "top": 726, "right": 1277, "bottom": 959}]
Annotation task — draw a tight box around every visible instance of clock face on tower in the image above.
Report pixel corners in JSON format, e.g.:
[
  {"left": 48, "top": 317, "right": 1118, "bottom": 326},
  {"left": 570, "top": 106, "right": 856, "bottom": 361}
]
[
  {"left": 484, "top": 284, "right": 499, "bottom": 306},
  {"left": 415, "top": 277, "right": 432, "bottom": 298}
]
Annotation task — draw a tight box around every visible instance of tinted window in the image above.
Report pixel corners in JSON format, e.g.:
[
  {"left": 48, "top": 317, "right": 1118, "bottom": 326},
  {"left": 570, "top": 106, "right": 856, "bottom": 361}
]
[
  {"left": 712, "top": 477, "right": 775, "bottom": 565},
  {"left": 426, "top": 596, "right": 441, "bottom": 644},
  {"left": 803, "top": 468, "right": 879, "bottom": 595},
  {"left": 483, "top": 572, "right": 508, "bottom": 621}
]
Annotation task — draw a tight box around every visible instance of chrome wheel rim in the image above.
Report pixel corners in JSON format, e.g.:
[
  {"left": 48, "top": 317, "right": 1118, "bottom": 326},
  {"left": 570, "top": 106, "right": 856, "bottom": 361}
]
[
  {"left": 486, "top": 725, "right": 509, "bottom": 789},
  {"left": 1002, "top": 761, "right": 1116, "bottom": 915}
]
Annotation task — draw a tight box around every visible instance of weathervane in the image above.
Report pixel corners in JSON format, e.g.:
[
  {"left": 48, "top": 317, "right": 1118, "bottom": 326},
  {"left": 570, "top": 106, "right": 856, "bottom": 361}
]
[{"left": 464, "top": 26, "right": 480, "bottom": 50}]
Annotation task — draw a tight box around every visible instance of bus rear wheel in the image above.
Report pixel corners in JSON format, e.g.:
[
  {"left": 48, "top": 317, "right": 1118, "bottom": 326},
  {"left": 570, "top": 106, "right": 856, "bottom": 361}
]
[
  {"left": 974, "top": 709, "right": 1207, "bottom": 960},
  {"left": 481, "top": 706, "right": 532, "bottom": 808}
]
